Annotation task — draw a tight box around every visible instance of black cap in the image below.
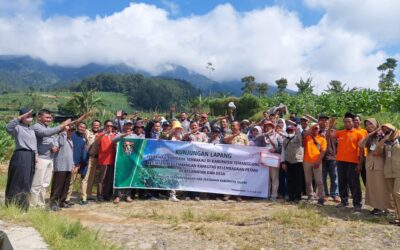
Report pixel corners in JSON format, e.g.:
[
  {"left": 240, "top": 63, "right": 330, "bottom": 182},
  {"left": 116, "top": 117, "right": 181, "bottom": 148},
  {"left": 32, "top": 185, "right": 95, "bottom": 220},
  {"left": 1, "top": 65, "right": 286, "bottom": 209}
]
[
  {"left": 344, "top": 112, "right": 354, "bottom": 119},
  {"left": 211, "top": 126, "right": 221, "bottom": 133},
  {"left": 162, "top": 121, "right": 170, "bottom": 127},
  {"left": 318, "top": 114, "right": 329, "bottom": 120},
  {"left": 19, "top": 108, "right": 35, "bottom": 117}
]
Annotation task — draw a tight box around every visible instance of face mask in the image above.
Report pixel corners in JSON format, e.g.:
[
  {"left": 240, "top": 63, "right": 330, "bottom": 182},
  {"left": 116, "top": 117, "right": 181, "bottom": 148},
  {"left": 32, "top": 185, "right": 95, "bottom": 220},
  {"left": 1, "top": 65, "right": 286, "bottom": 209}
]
[
  {"left": 287, "top": 133, "right": 295, "bottom": 138},
  {"left": 25, "top": 117, "right": 33, "bottom": 123}
]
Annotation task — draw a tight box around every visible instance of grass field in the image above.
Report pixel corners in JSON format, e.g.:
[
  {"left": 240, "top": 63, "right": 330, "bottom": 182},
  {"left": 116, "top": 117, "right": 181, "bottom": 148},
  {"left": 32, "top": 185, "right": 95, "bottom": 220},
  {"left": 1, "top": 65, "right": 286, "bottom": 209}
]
[{"left": 0, "top": 91, "right": 134, "bottom": 118}]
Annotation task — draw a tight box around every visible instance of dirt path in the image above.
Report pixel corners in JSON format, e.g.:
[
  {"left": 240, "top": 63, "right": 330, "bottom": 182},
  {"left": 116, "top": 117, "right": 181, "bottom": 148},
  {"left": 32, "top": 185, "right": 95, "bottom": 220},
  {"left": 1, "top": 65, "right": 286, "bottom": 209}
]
[{"left": 60, "top": 199, "right": 400, "bottom": 250}]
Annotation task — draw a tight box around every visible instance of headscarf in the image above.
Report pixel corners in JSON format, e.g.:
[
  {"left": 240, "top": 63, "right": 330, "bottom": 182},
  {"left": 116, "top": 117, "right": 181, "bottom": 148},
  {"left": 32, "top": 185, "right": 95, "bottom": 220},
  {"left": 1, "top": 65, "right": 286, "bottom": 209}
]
[
  {"left": 276, "top": 118, "right": 286, "bottom": 132},
  {"left": 364, "top": 118, "right": 379, "bottom": 130},
  {"left": 364, "top": 118, "right": 380, "bottom": 149},
  {"left": 248, "top": 126, "right": 262, "bottom": 141},
  {"left": 381, "top": 123, "right": 400, "bottom": 143}
]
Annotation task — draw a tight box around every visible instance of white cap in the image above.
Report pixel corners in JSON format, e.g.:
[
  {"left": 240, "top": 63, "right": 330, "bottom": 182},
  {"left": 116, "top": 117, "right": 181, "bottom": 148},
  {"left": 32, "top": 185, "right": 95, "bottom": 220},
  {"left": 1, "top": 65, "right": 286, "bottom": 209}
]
[{"left": 228, "top": 102, "right": 236, "bottom": 109}]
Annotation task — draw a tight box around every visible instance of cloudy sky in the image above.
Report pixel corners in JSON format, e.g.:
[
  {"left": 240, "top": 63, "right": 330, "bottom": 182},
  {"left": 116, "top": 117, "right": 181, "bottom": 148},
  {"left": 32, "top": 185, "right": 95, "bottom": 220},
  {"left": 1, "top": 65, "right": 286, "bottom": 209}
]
[{"left": 0, "top": 0, "right": 399, "bottom": 91}]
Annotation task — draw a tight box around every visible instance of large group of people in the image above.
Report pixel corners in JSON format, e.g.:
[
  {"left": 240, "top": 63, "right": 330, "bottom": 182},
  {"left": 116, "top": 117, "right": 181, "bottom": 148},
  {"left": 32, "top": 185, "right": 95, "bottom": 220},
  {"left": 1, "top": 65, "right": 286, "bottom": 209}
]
[{"left": 4, "top": 105, "right": 400, "bottom": 227}]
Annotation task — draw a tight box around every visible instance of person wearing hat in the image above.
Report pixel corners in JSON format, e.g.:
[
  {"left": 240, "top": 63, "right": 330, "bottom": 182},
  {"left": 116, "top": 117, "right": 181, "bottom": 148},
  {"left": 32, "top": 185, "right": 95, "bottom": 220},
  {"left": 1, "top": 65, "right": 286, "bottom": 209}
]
[
  {"left": 376, "top": 123, "right": 400, "bottom": 225},
  {"left": 328, "top": 112, "right": 364, "bottom": 211},
  {"left": 31, "top": 109, "right": 73, "bottom": 208},
  {"left": 358, "top": 119, "right": 393, "bottom": 215},
  {"left": 160, "top": 121, "right": 172, "bottom": 140},
  {"left": 255, "top": 120, "right": 283, "bottom": 202},
  {"left": 5, "top": 108, "right": 37, "bottom": 211},
  {"left": 240, "top": 120, "right": 251, "bottom": 134},
  {"left": 169, "top": 121, "right": 184, "bottom": 141},
  {"left": 131, "top": 120, "right": 145, "bottom": 139},
  {"left": 303, "top": 122, "right": 327, "bottom": 206},
  {"left": 318, "top": 114, "right": 340, "bottom": 203},
  {"left": 209, "top": 126, "right": 222, "bottom": 144},
  {"left": 300, "top": 116, "right": 309, "bottom": 133},
  {"left": 281, "top": 123, "right": 304, "bottom": 202}
]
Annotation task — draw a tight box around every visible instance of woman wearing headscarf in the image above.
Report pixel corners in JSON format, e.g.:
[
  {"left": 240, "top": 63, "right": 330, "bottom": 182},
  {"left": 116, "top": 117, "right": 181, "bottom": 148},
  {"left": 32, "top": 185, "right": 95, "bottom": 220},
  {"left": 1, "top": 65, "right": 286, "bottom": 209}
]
[
  {"left": 376, "top": 123, "right": 400, "bottom": 225},
  {"left": 358, "top": 119, "right": 393, "bottom": 215},
  {"left": 5, "top": 108, "right": 37, "bottom": 211},
  {"left": 247, "top": 125, "right": 262, "bottom": 146}
]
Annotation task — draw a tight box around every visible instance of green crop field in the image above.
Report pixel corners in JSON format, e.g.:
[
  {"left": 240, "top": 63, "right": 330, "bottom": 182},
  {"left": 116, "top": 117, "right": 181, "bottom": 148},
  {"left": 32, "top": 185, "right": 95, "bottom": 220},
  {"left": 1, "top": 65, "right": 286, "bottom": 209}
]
[{"left": 0, "top": 91, "right": 134, "bottom": 118}]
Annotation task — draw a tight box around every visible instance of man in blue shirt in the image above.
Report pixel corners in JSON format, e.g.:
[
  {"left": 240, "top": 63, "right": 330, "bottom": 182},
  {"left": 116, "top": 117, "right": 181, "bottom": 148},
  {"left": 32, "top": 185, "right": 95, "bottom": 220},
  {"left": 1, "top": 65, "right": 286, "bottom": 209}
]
[{"left": 66, "top": 122, "right": 89, "bottom": 206}]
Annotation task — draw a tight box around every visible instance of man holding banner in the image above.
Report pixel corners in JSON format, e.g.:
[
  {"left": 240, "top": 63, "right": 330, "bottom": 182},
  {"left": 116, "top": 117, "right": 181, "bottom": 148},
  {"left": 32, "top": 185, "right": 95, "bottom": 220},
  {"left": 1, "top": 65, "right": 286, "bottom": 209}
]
[
  {"left": 255, "top": 121, "right": 282, "bottom": 202},
  {"left": 223, "top": 121, "right": 249, "bottom": 201}
]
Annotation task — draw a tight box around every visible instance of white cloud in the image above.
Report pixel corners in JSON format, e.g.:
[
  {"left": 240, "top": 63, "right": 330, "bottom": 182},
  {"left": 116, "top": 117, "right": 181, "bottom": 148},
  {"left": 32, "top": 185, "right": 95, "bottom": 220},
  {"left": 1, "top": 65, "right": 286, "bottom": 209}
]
[
  {"left": 0, "top": 1, "right": 396, "bottom": 91},
  {"left": 305, "top": 0, "right": 400, "bottom": 45}
]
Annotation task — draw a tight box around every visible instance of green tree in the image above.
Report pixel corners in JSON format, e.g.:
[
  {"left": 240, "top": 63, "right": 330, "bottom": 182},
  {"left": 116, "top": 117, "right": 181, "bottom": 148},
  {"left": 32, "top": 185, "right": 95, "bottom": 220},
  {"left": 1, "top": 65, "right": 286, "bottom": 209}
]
[
  {"left": 275, "top": 78, "right": 288, "bottom": 94},
  {"left": 325, "top": 80, "right": 346, "bottom": 93},
  {"left": 59, "top": 89, "right": 104, "bottom": 115},
  {"left": 256, "top": 82, "right": 269, "bottom": 97},
  {"left": 241, "top": 76, "right": 256, "bottom": 95},
  {"left": 295, "top": 77, "right": 314, "bottom": 94},
  {"left": 378, "top": 58, "right": 398, "bottom": 91}
]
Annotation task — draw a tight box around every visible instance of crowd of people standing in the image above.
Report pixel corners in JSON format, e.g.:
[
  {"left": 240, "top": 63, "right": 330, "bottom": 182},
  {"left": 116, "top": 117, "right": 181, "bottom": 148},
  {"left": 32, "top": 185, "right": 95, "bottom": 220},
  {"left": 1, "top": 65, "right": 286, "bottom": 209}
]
[{"left": 4, "top": 105, "right": 400, "bottom": 226}]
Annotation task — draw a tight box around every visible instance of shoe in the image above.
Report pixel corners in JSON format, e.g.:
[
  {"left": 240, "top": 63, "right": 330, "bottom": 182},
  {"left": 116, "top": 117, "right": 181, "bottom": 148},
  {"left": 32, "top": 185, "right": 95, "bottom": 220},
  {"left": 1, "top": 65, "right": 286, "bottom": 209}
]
[
  {"left": 236, "top": 196, "right": 243, "bottom": 202},
  {"left": 389, "top": 219, "right": 400, "bottom": 225},
  {"left": 336, "top": 203, "right": 348, "bottom": 208},
  {"left": 169, "top": 196, "right": 180, "bottom": 202},
  {"left": 113, "top": 197, "right": 120, "bottom": 204},
  {"left": 51, "top": 205, "right": 61, "bottom": 212},
  {"left": 223, "top": 195, "right": 230, "bottom": 201},
  {"left": 87, "top": 197, "right": 96, "bottom": 201},
  {"left": 317, "top": 199, "right": 324, "bottom": 207},
  {"left": 149, "top": 196, "right": 158, "bottom": 201},
  {"left": 333, "top": 196, "right": 341, "bottom": 203},
  {"left": 60, "top": 202, "right": 71, "bottom": 208},
  {"left": 194, "top": 197, "right": 201, "bottom": 201},
  {"left": 96, "top": 197, "right": 104, "bottom": 203},
  {"left": 185, "top": 196, "right": 191, "bottom": 201},
  {"left": 79, "top": 200, "right": 88, "bottom": 205},
  {"left": 65, "top": 200, "right": 75, "bottom": 206},
  {"left": 323, "top": 196, "right": 329, "bottom": 202},
  {"left": 126, "top": 196, "right": 133, "bottom": 203},
  {"left": 352, "top": 206, "right": 362, "bottom": 213},
  {"left": 270, "top": 197, "right": 277, "bottom": 202}
]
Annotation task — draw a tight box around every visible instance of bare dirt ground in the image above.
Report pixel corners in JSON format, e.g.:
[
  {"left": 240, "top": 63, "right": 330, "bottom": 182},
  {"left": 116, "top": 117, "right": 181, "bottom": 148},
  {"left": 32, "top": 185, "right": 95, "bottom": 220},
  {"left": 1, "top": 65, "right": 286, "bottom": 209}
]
[
  {"left": 60, "top": 197, "right": 400, "bottom": 250},
  {"left": 1, "top": 162, "right": 399, "bottom": 250}
]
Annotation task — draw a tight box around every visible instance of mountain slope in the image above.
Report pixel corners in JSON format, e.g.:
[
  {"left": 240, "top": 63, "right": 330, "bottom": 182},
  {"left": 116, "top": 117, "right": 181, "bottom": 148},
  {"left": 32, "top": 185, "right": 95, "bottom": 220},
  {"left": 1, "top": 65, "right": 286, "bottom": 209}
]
[{"left": 0, "top": 55, "right": 294, "bottom": 95}]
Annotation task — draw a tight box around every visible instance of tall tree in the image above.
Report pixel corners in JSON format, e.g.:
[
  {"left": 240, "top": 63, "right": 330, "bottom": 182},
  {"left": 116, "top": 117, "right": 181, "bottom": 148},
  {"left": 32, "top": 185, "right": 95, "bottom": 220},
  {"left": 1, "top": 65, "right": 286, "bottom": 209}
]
[
  {"left": 325, "top": 80, "right": 346, "bottom": 93},
  {"left": 275, "top": 78, "right": 288, "bottom": 94},
  {"left": 241, "top": 76, "right": 257, "bottom": 95},
  {"left": 378, "top": 58, "right": 398, "bottom": 91},
  {"left": 295, "top": 77, "right": 314, "bottom": 94},
  {"left": 257, "top": 82, "right": 269, "bottom": 97}
]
